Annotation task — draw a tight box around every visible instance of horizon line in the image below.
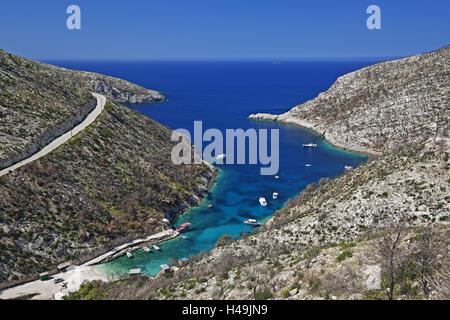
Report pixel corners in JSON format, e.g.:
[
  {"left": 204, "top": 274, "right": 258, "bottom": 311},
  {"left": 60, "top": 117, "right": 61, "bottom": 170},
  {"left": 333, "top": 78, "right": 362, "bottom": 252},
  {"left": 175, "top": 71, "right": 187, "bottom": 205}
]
[{"left": 40, "top": 56, "right": 400, "bottom": 63}]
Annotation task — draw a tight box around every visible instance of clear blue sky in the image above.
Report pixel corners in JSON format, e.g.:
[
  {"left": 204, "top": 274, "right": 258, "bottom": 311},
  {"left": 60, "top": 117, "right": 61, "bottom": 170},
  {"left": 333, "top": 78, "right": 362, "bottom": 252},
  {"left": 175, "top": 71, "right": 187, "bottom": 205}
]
[{"left": 1, "top": 0, "right": 449, "bottom": 60}]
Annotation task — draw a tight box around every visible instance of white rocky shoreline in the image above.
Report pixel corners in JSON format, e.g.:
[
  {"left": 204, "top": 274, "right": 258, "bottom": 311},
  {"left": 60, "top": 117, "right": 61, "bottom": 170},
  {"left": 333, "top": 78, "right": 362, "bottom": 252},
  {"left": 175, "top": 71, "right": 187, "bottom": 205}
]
[{"left": 248, "top": 112, "right": 382, "bottom": 157}]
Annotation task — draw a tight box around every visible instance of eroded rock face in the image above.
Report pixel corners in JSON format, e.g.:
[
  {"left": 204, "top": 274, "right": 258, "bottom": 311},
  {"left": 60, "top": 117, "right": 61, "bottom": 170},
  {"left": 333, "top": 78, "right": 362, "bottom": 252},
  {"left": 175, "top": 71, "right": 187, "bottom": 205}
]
[
  {"left": 363, "top": 265, "right": 381, "bottom": 290},
  {"left": 89, "top": 77, "right": 165, "bottom": 104},
  {"left": 250, "top": 46, "right": 450, "bottom": 156}
]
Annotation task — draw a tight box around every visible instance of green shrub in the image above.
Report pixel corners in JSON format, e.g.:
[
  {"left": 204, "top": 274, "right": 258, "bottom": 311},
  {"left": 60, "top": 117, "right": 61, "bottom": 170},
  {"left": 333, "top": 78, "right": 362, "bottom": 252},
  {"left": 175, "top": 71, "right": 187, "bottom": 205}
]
[
  {"left": 254, "top": 289, "right": 273, "bottom": 300},
  {"left": 308, "top": 280, "right": 322, "bottom": 294},
  {"left": 65, "top": 281, "right": 108, "bottom": 300},
  {"left": 336, "top": 249, "right": 353, "bottom": 262},
  {"left": 194, "top": 287, "right": 206, "bottom": 294}
]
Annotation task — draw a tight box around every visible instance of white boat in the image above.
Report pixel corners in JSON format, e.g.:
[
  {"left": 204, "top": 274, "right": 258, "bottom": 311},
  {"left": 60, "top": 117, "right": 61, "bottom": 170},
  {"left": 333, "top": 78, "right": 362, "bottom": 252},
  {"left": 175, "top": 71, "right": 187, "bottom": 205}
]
[
  {"left": 305, "top": 164, "right": 312, "bottom": 167},
  {"left": 275, "top": 176, "right": 280, "bottom": 179},
  {"left": 259, "top": 197, "right": 267, "bottom": 206},
  {"left": 215, "top": 154, "right": 226, "bottom": 160},
  {"left": 126, "top": 252, "right": 133, "bottom": 258},
  {"left": 244, "top": 219, "right": 262, "bottom": 226},
  {"left": 345, "top": 165, "right": 354, "bottom": 171},
  {"left": 143, "top": 246, "right": 151, "bottom": 252},
  {"left": 181, "top": 235, "right": 188, "bottom": 239},
  {"left": 272, "top": 192, "right": 279, "bottom": 199},
  {"left": 302, "top": 143, "right": 318, "bottom": 148},
  {"left": 152, "top": 245, "right": 160, "bottom": 250}
]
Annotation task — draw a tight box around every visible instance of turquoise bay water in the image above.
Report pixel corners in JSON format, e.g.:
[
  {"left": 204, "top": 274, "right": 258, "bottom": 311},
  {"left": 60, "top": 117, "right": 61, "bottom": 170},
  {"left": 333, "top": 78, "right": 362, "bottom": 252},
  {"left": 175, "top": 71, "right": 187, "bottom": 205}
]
[{"left": 50, "top": 60, "right": 378, "bottom": 276}]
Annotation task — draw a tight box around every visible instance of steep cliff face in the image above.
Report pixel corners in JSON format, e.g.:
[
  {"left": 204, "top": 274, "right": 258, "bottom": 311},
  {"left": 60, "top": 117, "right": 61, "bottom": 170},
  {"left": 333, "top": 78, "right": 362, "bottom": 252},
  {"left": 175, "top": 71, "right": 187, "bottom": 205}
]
[
  {"left": 0, "top": 51, "right": 216, "bottom": 282},
  {"left": 0, "top": 50, "right": 165, "bottom": 166},
  {"left": 250, "top": 46, "right": 450, "bottom": 155}
]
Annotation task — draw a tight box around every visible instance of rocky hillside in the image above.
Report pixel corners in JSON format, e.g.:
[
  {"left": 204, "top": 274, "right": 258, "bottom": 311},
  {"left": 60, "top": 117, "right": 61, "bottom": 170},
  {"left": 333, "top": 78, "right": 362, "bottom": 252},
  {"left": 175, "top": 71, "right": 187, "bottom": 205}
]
[
  {"left": 0, "top": 51, "right": 216, "bottom": 283},
  {"left": 73, "top": 46, "right": 449, "bottom": 300},
  {"left": 75, "top": 138, "right": 449, "bottom": 300},
  {"left": 0, "top": 49, "right": 165, "bottom": 169},
  {"left": 250, "top": 46, "right": 449, "bottom": 155}
]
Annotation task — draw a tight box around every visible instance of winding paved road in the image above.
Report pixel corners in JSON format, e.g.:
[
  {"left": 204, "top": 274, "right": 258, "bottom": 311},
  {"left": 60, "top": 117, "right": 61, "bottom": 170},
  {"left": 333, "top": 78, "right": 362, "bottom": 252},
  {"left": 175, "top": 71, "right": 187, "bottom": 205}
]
[{"left": 0, "top": 93, "right": 106, "bottom": 177}]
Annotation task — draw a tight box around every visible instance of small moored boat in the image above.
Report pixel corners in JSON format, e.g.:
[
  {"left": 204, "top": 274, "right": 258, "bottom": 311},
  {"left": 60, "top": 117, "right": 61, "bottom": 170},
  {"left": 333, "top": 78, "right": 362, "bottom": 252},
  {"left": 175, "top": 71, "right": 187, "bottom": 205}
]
[
  {"left": 272, "top": 192, "right": 279, "bottom": 199},
  {"left": 176, "top": 222, "right": 192, "bottom": 233},
  {"left": 181, "top": 235, "right": 188, "bottom": 240},
  {"left": 345, "top": 165, "right": 354, "bottom": 171},
  {"left": 259, "top": 197, "right": 267, "bottom": 207},
  {"left": 126, "top": 252, "right": 133, "bottom": 258},
  {"left": 244, "top": 219, "right": 262, "bottom": 226},
  {"left": 305, "top": 164, "right": 312, "bottom": 167},
  {"left": 302, "top": 143, "right": 318, "bottom": 148},
  {"left": 143, "top": 246, "right": 151, "bottom": 253},
  {"left": 152, "top": 245, "right": 160, "bottom": 251}
]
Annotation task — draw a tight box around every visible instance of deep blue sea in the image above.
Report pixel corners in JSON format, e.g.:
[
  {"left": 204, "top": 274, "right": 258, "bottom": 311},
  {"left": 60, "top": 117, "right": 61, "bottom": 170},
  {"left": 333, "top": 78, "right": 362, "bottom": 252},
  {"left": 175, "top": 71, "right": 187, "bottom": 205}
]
[{"left": 49, "top": 60, "right": 379, "bottom": 276}]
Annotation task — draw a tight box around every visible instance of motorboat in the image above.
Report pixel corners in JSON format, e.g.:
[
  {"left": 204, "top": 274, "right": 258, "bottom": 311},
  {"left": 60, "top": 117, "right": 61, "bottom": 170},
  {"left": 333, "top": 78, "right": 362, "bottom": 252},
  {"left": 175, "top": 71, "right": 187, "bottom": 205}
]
[
  {"left": 302, "top": 143, "right": 318, "bottom": 148},
  {"left": 259, "top": 197, "right": 267, "bottom": 206},
  {"left": 176, "top": 222, "right": 192, "bottom": 232},
  {"left": 244, "top": 219, "right": 262, "bottom": 226}
]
